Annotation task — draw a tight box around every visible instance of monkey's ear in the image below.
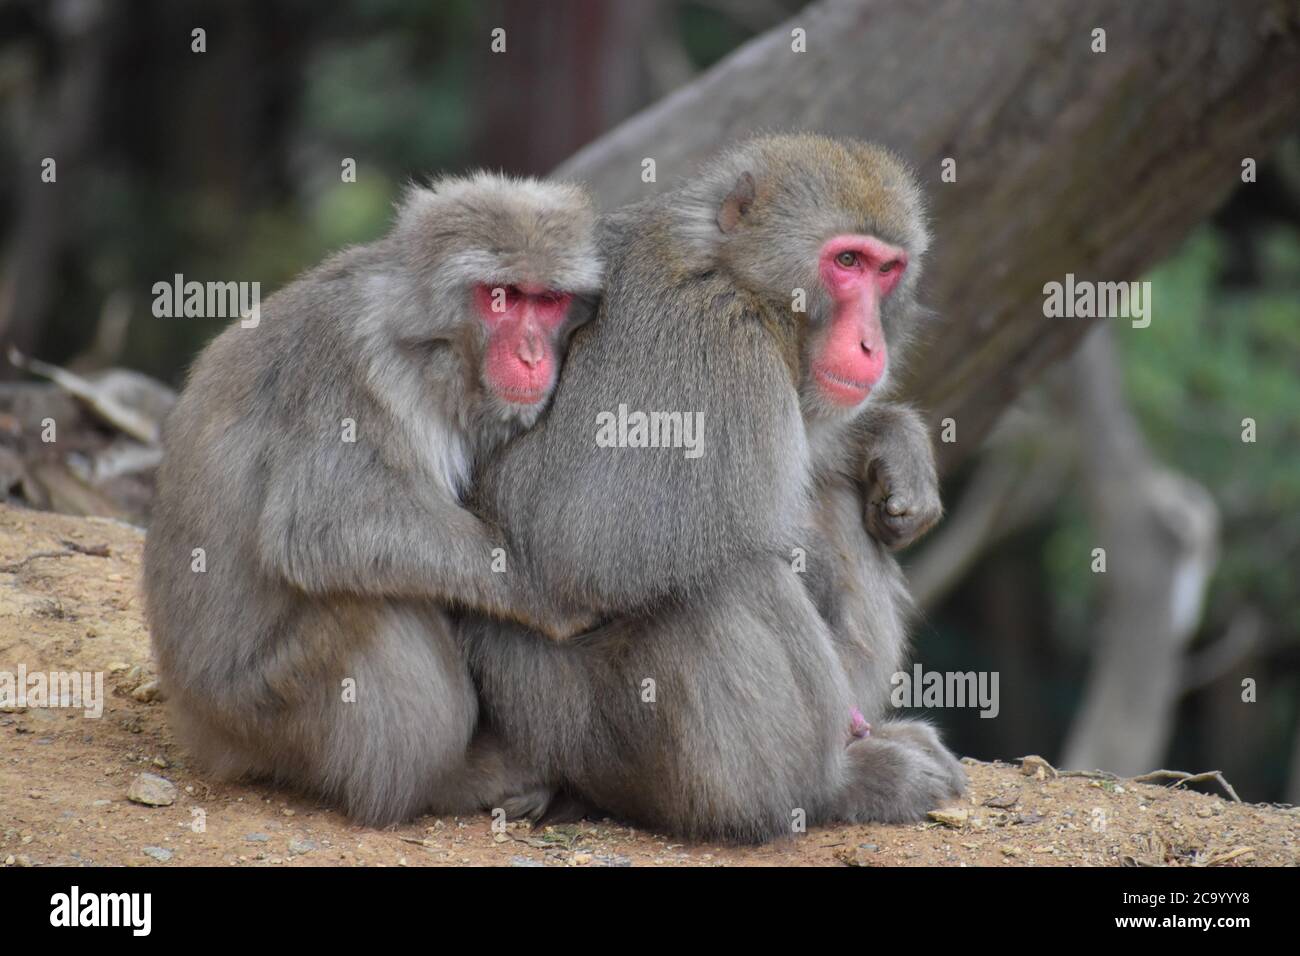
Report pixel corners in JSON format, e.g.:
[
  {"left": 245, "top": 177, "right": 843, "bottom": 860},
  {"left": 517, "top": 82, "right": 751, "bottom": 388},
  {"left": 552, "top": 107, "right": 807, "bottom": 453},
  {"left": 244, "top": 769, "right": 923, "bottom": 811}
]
[{"left": 716, "top": 172, "right": 756, "bottom": 233}]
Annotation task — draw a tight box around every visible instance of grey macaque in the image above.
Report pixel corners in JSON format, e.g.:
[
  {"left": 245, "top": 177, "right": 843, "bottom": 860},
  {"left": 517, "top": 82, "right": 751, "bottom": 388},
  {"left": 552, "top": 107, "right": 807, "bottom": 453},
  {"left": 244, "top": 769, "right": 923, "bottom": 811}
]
[
  {"left": 144, "top": 173, "right": 601, "bottom": 824},
  {"left": 463, "top": 135, "right": 964, "bottom": 842}
]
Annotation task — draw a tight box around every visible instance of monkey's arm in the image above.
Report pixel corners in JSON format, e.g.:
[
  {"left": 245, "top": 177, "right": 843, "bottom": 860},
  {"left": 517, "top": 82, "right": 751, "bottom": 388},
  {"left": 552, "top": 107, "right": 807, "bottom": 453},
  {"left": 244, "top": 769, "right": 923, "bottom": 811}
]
[
  {"left": 255, "top": 449, "right": 590, "bottom": 640},
  {"left": 852, "top": 402, "right": 943, "bottom": 550}
]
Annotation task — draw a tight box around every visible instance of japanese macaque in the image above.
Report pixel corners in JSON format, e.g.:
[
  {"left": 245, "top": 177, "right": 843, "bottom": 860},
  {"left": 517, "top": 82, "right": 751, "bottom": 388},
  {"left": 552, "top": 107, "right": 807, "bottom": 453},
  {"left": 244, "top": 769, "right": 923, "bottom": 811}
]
[
  {"left": 144, "top": 173, "right": 601, "bottom": 824},
  {"left": 464, "top": 135, "right": 964, "bottom": 841}
]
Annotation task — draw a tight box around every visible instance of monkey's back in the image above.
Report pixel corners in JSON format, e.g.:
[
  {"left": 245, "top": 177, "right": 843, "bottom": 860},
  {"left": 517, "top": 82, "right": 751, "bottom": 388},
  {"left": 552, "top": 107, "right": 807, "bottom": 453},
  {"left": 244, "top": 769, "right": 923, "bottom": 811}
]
[{"left": 143, "top": 253, "right": 382, "bottom": 723}]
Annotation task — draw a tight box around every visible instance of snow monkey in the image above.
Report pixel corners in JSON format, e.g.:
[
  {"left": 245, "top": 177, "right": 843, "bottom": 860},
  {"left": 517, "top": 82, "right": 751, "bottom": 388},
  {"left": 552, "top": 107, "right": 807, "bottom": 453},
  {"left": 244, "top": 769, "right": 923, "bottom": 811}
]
[
  {"left": 464, "top": 135, "right": 965, "bottom": 842},
  {"left": 144, "top": 173, "right": 602, "bottom": 824}
]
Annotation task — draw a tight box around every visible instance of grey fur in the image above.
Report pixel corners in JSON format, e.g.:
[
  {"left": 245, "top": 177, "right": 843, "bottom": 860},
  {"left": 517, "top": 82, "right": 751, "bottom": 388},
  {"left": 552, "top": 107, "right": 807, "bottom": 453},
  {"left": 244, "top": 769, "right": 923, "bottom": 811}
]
[
  {"left": 144, "top": 173, "right": 601, "bottom": 825},
  {"left": 464, "top": 135, "right": 964, "bottom": 842}
]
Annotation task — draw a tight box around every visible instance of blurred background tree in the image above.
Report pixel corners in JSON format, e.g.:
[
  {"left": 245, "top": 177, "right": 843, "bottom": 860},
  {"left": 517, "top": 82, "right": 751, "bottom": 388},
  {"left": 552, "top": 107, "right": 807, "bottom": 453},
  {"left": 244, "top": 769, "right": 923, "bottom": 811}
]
[{"left": 0, "top": 0, "right": 1296, "bottom": 802}]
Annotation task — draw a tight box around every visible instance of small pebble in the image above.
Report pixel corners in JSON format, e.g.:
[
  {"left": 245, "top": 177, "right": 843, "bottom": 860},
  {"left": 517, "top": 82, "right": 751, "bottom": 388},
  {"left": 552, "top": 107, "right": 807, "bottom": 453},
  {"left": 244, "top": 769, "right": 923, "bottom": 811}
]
[{"left": 126, "top": 773, "right": 176, "bottom": 807}]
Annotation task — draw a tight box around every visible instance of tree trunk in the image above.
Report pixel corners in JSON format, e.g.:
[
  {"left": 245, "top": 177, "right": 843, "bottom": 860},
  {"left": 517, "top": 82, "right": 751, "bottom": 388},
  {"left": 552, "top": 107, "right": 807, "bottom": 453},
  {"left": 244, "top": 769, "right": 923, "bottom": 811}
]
[
  {"left": 472, "top": 0, "right": 671, "bottom": 176},
  {"left": 1059, "top": 326, "right": 1219, "bottom": 774},
  {"left": 555, "top": 0, "right": 1300, "bottom": 473}
]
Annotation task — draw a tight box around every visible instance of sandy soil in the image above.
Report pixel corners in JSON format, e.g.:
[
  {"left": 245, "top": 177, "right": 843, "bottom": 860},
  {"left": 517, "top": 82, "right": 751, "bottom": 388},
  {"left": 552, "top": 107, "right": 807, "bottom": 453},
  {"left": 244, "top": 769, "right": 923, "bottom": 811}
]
[{"left": 1, "top": 503, "right": 1296, "bottom": 867}]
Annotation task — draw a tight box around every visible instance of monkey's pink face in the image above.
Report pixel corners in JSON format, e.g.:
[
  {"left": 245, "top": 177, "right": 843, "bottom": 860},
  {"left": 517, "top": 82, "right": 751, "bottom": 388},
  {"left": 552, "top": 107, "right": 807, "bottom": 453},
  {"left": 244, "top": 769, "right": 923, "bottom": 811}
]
[
  {"left": 810, "top": 234, "right": 908, "bottom": 407},
  {"left": 472, "top": 283, "right": 574, "bottom": 406}
]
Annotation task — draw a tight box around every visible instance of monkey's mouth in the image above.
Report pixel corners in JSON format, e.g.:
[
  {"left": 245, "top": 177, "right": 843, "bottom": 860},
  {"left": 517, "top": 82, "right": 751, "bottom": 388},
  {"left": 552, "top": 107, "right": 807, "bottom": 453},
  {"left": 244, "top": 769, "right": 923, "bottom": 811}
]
[
  {"left": 812, "top": 364, "right": 874, "bottom": 405},
  {"left": 493, "top": 383, "right": 549, "bottom": 406}
]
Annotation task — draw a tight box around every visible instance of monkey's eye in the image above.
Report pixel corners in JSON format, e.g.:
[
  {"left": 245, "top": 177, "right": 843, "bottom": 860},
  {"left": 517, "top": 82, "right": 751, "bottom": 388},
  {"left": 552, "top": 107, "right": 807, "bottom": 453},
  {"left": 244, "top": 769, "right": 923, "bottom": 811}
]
[
  {"left": 879, "top": 260, "right": 900, "bottom": 274},
  {"left": 835, "top": 251, "right": 859, "bottom": 268}
]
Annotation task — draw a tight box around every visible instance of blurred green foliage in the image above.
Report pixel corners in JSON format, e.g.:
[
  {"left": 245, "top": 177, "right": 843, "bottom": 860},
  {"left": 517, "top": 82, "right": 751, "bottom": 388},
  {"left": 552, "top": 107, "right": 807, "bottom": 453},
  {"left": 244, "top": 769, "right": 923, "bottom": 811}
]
[
  {"left": 1127, "top": 226, "right": 1300, "bottom": 636},
  {"left": 1045, "top": 223, "right": 1300, "bottom": 645}
]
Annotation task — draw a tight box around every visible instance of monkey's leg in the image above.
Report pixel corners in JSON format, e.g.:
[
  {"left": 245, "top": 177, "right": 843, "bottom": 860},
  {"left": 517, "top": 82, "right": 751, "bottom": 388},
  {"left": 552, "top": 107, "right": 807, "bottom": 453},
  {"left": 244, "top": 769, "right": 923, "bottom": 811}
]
[
  {"left": 469, "top": 558, "right": 962, "bottom": 839},
  {"left": 468, "top": 561, "right": 857, "bottom": 843},
  {"left": 812, "top": 454, "right": 966, "bottom": 819},
  {"left": 810, "top": 476, "right": 913, "bottom": 708},
  {"left": 169, "top": 597, "right": 560, "bottom": 825},
  {"left": 424, "top": 726, "right": 565, "bottom": 821},
  {"left": 836, "top": 719, "right": 967, "bottom": 823},
  {"left": 613, "top": 566, "right": 964, "bottom": 836},
  {"left": 211, "top": 601, "right": 484, "bottom": 826}
]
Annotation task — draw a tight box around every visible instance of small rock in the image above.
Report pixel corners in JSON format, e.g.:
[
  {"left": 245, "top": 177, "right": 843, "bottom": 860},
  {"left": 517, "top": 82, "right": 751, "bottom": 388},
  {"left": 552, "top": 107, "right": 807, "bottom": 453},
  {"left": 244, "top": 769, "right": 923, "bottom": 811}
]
[
  {"left": 127, "top": 773, "right": 176, "bottom": 807},
  {"left": 928, "top": 808, "right": 968, "bottom": 828},
  {"left": 142, "top": 846, "right": 172, "bottom": 863},
  {"left": 132, "top": 680, "right": 163, "bottom": 703},
  {"left": 287, "top": 839, "right": 317, "bottom": 854},
  {"left": 280, "top": 808, "right": 296, "bottom": 817},
  {"left": 835, "top": 847, "right": 873, "bottom": 867},
  {"left": 244, "top": 833, "right": 270, "bottom": 843},
  {"left": 510, "top": 856, "right": 543, "bottom": 867},
  {"left": 152, "top": 755, "right": 169, "bottom": 769},
  {"left": 571, "top": 851, "right": 593, "bottom": 865},
  {"left": 1020, "top": 755, "right": 1058, "bottom": 780}
]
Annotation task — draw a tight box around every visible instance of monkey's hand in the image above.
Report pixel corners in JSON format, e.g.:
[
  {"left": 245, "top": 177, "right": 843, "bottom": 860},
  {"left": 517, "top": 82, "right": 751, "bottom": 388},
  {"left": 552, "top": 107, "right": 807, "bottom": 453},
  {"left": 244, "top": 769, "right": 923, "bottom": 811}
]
[{"left": 860, "top": 404, "right": 942, "bottom": 550}]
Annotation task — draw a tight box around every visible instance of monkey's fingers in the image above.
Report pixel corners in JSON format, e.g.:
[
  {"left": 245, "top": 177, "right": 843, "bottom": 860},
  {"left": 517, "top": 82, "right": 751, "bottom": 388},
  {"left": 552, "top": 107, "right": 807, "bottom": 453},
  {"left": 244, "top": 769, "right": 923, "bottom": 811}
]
[{"left": 866, "top": 491, "right": 938, "bottom": 550}]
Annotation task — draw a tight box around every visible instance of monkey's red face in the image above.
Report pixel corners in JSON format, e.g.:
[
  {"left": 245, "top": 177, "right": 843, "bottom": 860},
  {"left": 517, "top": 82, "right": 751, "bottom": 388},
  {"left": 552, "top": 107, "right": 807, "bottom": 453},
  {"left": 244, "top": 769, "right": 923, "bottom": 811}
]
[
  {"left": 810, "top": 234, "right": 908, "bottom": 407},
  {"left": 473, "top": 283, "right": 574, "bottom": 406}
]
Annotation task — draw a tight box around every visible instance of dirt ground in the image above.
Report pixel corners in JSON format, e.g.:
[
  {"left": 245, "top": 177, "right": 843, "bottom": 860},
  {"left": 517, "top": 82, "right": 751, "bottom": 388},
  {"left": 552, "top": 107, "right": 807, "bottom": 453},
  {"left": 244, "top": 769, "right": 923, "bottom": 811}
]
[{"left": 1, "top": 503, "right": 1296, "bottom": 868}]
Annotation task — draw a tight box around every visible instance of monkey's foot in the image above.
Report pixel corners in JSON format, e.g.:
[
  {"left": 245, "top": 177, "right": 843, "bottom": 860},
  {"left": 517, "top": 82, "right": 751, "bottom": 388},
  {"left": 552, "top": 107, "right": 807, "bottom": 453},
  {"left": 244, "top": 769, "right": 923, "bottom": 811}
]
[{"left": 848, "top": 706, "right": 873, "bottom": 743}]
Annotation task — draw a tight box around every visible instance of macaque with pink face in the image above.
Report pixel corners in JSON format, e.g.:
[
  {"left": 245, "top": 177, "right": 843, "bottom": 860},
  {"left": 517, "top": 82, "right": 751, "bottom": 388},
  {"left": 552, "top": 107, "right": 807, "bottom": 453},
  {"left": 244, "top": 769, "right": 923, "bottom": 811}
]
[
  {"left": 810, "top": 233, "right": 909, "bottom": 406},
  {"left": 145, "top": 173, "right": 603, "bottom": 826},
  {"left": 466, "top": 136, "right": 962, "bottom": 841},
  {"left": 473, "top": 282, "right": 576, "bottom": 407}
]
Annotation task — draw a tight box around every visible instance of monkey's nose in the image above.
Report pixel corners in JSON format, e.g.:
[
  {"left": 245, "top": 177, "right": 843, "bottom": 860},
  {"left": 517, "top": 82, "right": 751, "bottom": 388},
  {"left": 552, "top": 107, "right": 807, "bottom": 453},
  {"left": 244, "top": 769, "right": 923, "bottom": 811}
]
[{"left": 517, "top": 332, "right": 545, "bottom": 368}]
